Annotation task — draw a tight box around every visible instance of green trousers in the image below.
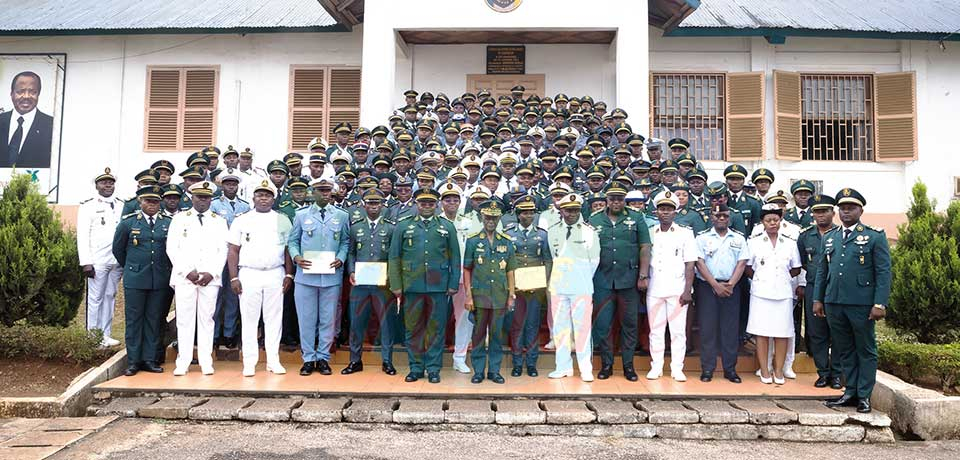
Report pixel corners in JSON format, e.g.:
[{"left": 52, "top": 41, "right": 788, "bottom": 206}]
[
  {"left": 123, "top": 288, "right": 166, "bottom": 364},
  {"left": 825, "top": 303, "right": 877, "bottom": 399}
]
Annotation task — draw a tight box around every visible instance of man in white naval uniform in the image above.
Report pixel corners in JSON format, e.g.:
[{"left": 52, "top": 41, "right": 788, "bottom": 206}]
[
  {"left": 166, "top": 181, "right": 229, "bottom": 376},
  {"left": 76, "top": 167, "right": 125, "bottom": 347}
]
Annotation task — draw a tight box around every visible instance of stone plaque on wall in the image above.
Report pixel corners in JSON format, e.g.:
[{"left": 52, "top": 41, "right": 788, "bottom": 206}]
[{"left": 486, "top": 46, "right": 525, "bottom": 75}]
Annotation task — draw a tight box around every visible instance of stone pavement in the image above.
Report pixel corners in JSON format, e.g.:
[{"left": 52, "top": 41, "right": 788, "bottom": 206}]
[
  {"left": 88, "top": 396, "right": 895, "bottom": 443},
  {"left": 0, "top": 416, "right": 117, "bottom": 460}
]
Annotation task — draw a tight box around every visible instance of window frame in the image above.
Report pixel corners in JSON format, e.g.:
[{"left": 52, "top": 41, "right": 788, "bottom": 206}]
[
  {"left": 143, "top": 65, "right": 220, "bottom": 153},
  {"left": 287, "top": 64, "right": 362, "bottom": 153},
  {"left": 797, "top": 71, "right": 876, "bottom": 162},
  {"left": 650, "top": 71, "right": 728, "bottom": 161}
]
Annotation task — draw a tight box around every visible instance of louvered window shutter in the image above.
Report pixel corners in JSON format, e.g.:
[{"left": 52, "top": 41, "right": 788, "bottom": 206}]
[
  {"left": 874, "top": 71, "right": 917, "bottom": 161},
  {"left": 327, "top": 68, "right": 362, "bottom": 142},
  {"left": 144, "top": 67, "right": 218, "bottom": 152},
  {"left": 773, "top": 70, "right": 802, "bottom": 160},
  {"left": 289, "top": 67, "right": 326, "bottom": 151},
  {"left": 725, "top": 72, "right": 765, "bottom": 161}
]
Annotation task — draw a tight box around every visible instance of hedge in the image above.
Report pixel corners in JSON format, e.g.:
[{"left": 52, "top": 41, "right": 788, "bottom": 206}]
[
  {"left": 0, "top": 322, "right": 112, "bottom": 364},
  {"left": 878, "top": 341, "right": 960, "bottom": 392}
]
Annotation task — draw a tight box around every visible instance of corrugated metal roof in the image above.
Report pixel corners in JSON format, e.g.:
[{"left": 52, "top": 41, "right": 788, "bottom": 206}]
[
  {"left": 0, "top": 0, "right": 338, "bottom": 32},
  {"left": 679, "top": 0, "right": 960, "bottom": 35}
]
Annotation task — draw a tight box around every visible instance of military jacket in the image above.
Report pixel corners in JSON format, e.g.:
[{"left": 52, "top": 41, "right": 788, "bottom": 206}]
[
  {"left": 797, "top": 224, "right": 837, "bottom": 285},
  {"left": 589, "top": 209, "right": 652, "bottom": 289},
  {"left": 784, "top": 206, "right": 814, "bottom": 228},
  {"left": 387, "top": 199, "right": 417, "bottom": 222},
  {"left": 505, "top": 222, "right": 552, "bottom": 271},
  {"left": 111, "top": 211, "right": 172, "bottom": 290},
  {"left": 463, "top": 231, "right": 517, "bottom": 308},
  {"left": 121, "top": 197, "right": 139, "bottom": 216},
  {"left": 705, "top": 207, "right": 748, "bottom": 235},
  {"left": 813, "top": 222, "right": 891, "bottom": 307},
  {"left": 388, "top": 215, "right": 461, "bottom": 293},
  {"left": 347, "top": 216, "right": 396, "bottom": 274},
  {"left": 729, "top": 192, "right": 762, "bottom": 230},
  {"left": 675, "top": 207, "right": 710, "bottom": 234},
  {"left": 288, "top": 203, "right": 351, "bottom": 288}
]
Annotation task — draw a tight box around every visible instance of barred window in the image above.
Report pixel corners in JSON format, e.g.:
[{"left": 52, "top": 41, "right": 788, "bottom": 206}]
[
  {"left": 800, "top": 74, "right": 874, "bottom": 161},
  {"left": 651, "top": 73, "right": 725, "bottom": 161}
]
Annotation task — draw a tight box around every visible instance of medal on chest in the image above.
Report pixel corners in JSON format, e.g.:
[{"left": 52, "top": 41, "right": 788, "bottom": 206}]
[
  {"left": 499, "top": 259, "right": 507, "bottom": 270},
  {"left": 101, "top": 217, "right": 106, "bottom": 226},
  {"left": 245, "top": 232, "right": 251, "bottom": 242},
  {"left": 477, "top": 254, "right": 484, "bottom": 265}
]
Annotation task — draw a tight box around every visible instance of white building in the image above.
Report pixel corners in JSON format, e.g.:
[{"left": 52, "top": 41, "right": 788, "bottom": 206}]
[{"left": 1, "top": 0, "right": 958, "bottom": 236}]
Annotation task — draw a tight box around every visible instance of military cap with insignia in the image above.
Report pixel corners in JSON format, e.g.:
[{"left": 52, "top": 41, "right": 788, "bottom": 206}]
[
  {"left": 178, "top": 165, "right": 205, "bottom": 179},
  {"left": 809, "top": 194, "right": 836, "bottom": 210},
  {"left": 133, "top": 168, "right": 160, "bottom": 184},
  {"left": 585, "top": 191, "right": 606, "bottom": 205},
  {"left": 765, "top": 190, "right": 789, "bottom": 205},
  {"left": 414, "top": 188, "right": 440, "bottom": 202},
  {"left": 705, "top": 181, "right": 729, "bottom": 196},
  {"left": 760, "top": 202, "right": 783, "bottom": 218},
  {"left": 352, "top": 141, "right": 370, "bottom": 152},
  {"left": 627, "top": 134, "right": 646, "bottom": 145},
  {"left": 659, "top": 159, "right": 679, "bottom": 173},
  {"left": 614, "top": 122, "right": 632, "bottom": 134},
  {"left": 161, "top": 183, "right": 182, "bottom": 198},
  {"left": 186, "top": 151, "right": 210, "bottom": 167},
  {"left": 835, "top": 187, "right": 866, "bottom": 207},
  {"left": 552, "top": 166, "right": 574, "bottom": 181},
  {"left": 137, "top": 185, "right": 163, "bottom": 200},
  {"left": 188, "top": 181, "right": 217, "bottom": 197},
  {"left": 595, "top": 157, "right": 614, "bottom": 169},
  {"left": 668, "top": 138, "right": 690, "bottom": 150},
  {"left": 610, "top": 108, "right": 628, "bottom": 119},
  {"left": 309, "top": 152, "right": 328, "bottom": 164},
  {"left": 284, "top": 152, "right": 304, "bottom": 166},
  {"left": 337, "top": 164, "right": 357, "bottom": 178},
  {"left": 790, "top": 179, "right": 816, "bottom": 195},
  {"left": 723, "top": 164, "right": 748, "bottom": 179},
  {"left": 586, "top": 164, "right": 607, "bottom": 179},
  {"left": 95, "top": 167, "right": 116, "bottom": 183},
  {"left": 614, "top": 145, "right": 631, "bottom": 156},
  {"left": 415, "top": 167, "right": 436, "bottom": 181},
  {"left": 751, "top": 168, "right": 775, "bottom": 184},
  {"left": 266, "top": 160, "right": 289, "bottom": 174},
  {"left": 606, "top": 183, "right": 628, "bottom": 197},
  {"left": 151, "top": 159, "right": 175, "bottom": 175},
  {"left": 676, "top": 152, "right": 697, "bottom": 167},
  {"left": 356, "top": 176, "right": 379, "bottom": 189},
  {"left": 480, "top": 166, "right": 502, "bottom": 180},
  {"left": 309, "top": 177, "right": 336, "bottom": 190},
  {"left": 362, "top": 188, "right": 386, "bottom": 203},
  {"left": 685, "top": 168, "right": 707, "bottom": 182},
  {"left": 403, "top": 89, "right": 418, "bottom": 98},
  {"left": 630, "top": 160, "right": 652, "bottom": 172},
  {"left": 439, "top": 182, "right": 462, "bottom": 199},
  {"left": 287, "top": 177, "right": 309, "bottom": 189},
  {"left": 744, "top": 180, "right": 756, "bottom": 190},
  {"left": 668, "top": 182, "right": 690, "bottom": 193},
  {"left": 219, "top": 169, "right": 241, "bottom": 183},
  {"left": 478, "top": 199, "right": 505, "bottom": 218},
  {"left": 203, "top": 146, "right": 221, "bottom": 158},
  {"left": 514, "top": 195, "right": 537, "bottom": 211},
  {"left": 559, "top": 193, "right": 584, "bottom": 209},
  {"left": 394, "top": 176, "right": 414, "bottom": 188},
  {"left": 654, "top": 190, "right": 679, "bottom": 208}
]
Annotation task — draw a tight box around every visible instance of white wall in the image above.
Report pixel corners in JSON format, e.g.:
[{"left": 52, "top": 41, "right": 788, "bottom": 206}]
[
  {"left": 399, "top": 43, "right": 616, "bottom": 106},
  {"left": 650, "top": 32, "right": 960, "bottom": 213},
  {"left": 0, "top": 31, "right": 362, "bottom": 203}
]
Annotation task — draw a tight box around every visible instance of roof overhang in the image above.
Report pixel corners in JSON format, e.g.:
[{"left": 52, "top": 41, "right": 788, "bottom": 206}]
[
  {"left": 317, "top": 0, "right": 364, "bottom": 31},
  {"left": 666, "top": 26, "right": 960, "bottom": 43}
]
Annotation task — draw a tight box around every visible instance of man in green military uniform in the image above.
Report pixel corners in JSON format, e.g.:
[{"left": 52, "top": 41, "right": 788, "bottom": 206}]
[
  {"left": 122, "top": 169, "right": 161, "bottom": 215},
  {"left": 814, "top": 188, "right": 891, "bottom": 413},
  {"left": 112, "top": 185, "right": 172, "bottom": 376},
  {"left": 797, "top": 194, "right": 843, "bottom": 389},
  {"left": 589, "top": 183, "right": 652, "bottom": 381},
  {"left": 750, "top": 168, "right": 775, "bottom": 203},
  {"left": 724, "top": 164, "right": 762, "bottom": 232},
  {"left": 388, "top": 188, "right": 461, "bottom": 384},
  {"left": 704, "top": 182, "right": 747, "bottom": 234},
  {"left": 462, "top": 200, "right": 516, "bottom": 384},
  {"left": 277, "top": 177, "right": 310, "bottom": 222},
  {"left": 784, "top": 179, "right": 816, "bottom": 228}
]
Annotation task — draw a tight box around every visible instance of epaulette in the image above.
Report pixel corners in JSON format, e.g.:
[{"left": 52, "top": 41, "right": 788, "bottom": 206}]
[
  {"left": 589, "top": 209, "right": 604, "bottom": 217},
  {"left": 156, "top": 213, "right": 168, "bottom": 220},
  {"left": 237, "top": 198, "right": 249, "bottom": 204},
  {"left": 696, "top": 228, "right": 712, "bottom": 236},
  {"left": 503, "top": 222, "right": 518, "bottom": 231},
  {"left": 745, "top": 194, "right": 762, "bottom": 203},
  {"left": 496, "top": 231, "right": 511, "bottom": 240},
  {"left": 350, "top": 217, "right": 364, "bottom": 225},
  {"left": 781, "top": 233, "right": 797, "bottom": 241},
  {"left": 383, "top": 218, "right": 396, "bottom": 226},
  {"left": 800, "top": 224, "right": 815, "bottom": 234},
  {"left": 749, "top": 232, "right": 765, "bottom": 239},
  {"left": 701, "top": 213, "right": 709, "bottom": 222},
  {"left": 80, "top": 197, "right": 94, "bottom": 204},
  {"left": 581, "top": 222, "right": 595, "bottom": 230},
  {"left": 730, "top": 228, "right": 745, "bottom": 237},
  {"left": 675, "top": 222, "right": 692, "bottom": 230},
  {"left": 679, "top": 208, "right": 688, "bottom": 215},
  {"left": 121, "top": 212, "right": 138, "bottom": 220},
  {"left": 280, "top": 200, "right": 291, "bottom": 208},
  {"left": 397, "top": 214, "right": 415, "bottom": 222},
  {"left": 233, "top": 211, "right": 248, "bottom": 219},
  {"left": 865, "top": 224, "right": 886, "bottom": 233},
  {"left": 210, "top": 211, "right": 220, "bottom": 217},
  {"left": 467, "top": 230, "right": 483, "bottom": 239}
]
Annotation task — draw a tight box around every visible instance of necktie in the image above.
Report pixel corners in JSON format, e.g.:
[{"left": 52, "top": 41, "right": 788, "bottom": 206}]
[
  {"left": 844, "top": 228, "right": 851, "bottom": 240},
  {"left": 198, "top": 212, "right": 204, "bottom": 226},
  {"left": 148, "top": 216, "right": 155, "bottom": 227},
  {"left": 798, "top": 209, "right": 805, "bottom": 221},
  {"left": 229, "top": 200, "right": 235, "bottom": 211},
  {"left": 108, "top": 200, "right": 114, "bottom": 210},
  {"left": 370, "top": 222, "right": 376, "bottom": 232},
  {"left": 320, "top": 207, "right": 326, "bottom": 220},
  {"left": 566, "top": 225, "right": 573, "bottom": 240},
  {"left": 7, "top": 116, "right": 23, "bottom": 166}
]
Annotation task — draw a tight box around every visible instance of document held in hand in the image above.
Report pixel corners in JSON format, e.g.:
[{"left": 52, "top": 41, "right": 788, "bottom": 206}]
[
  {"left": 303, "top": 251, "right": 337, "bottom": 275},
  {"left": 515, "top": 265, "right": 547, "bottom": 291},
  {"left": 355, "top": 261, "right": 388, "bottom": 286}
]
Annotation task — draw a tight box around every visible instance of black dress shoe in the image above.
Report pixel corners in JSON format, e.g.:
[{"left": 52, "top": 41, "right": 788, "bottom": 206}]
[
  {"left": 724, "top": 372, "right": 742, "bottom": 384},
  {"left": 488, "top": 373, "right": 505, "bottom": 384},
  {"left": 171, "top": 340, "right": 179, "bottom": 352},
  {"left": 857, "top": 398, "right": 872, "bottom": 413},
  {"left": 382, "top": 362, "right": 397, "bottom": 375},
  {"left": 825, "top": 394, "right": 858, "bottom": 408},
  {"left": 404, "top": 372, "right": 422, "bottom": 382},
  {"left": 316, "top": 360, "right": 332, "bottom": 375},
  {"left": 511, "top": 367, "right": 523, "bottom": 377},
  {"left": 341, "top": 361, "right": 363, "bottom": 375},
  {"left": 597, "top": 365, "right": 613, "bottom": 380},
  {"left": 191, "top": 358, "right": 199, "bottom": 365},
  {"left": 830, "top": 377, "right": 843, "bottom": 390},
  {"left": 471, "top": 374, "right": 484, "bottom": 384},
  {"left": 299, "top": 361, "right": 316, "bottom": 376},
  {"left": 141, "top": 361, "right": 163, "bottom": 373},
  {"left": 814, "top": 376, "right": 830, "bottom": 388},
  {"left": 124, "top": 364, "right": 139, "bottom": 376},
  {"left": 526, "top": 366, "right": 538, "bottom": 377},
  {"left": 427, "top": 372, "right": 441, "bottom": 384},
  {"left": 226, "top": 336, "right": 239, "bottom": 350},
  {"left": 700, "top": 371, "right": 714, "bottom": 382},
  {"left": 623, "top": 366, "right": 638, "bottom": 382}
]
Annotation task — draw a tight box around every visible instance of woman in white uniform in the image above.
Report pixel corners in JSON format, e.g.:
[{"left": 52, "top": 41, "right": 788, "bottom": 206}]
[{"left": 746, "top": 204, "right": 802, "bottom": 384}]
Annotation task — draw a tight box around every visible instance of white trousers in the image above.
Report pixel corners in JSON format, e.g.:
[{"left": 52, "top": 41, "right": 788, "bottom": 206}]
[
  {"left": 239, "top": 268, "right": 284, "bottom": 369},
  {"left": 452, "top": 278, "right": 473, "bottom": 362},
  {"left": 550, "top": 293, "right": 593, "bottom": 375},
  {"left": 86, "top": 264, "right": 122, "bottom": 337},
  {"left": 647, "top": 294, "right": 688, "bottom": 373},
  {"left": 174, "top": 284, "right": 219, "bottom": 370}
]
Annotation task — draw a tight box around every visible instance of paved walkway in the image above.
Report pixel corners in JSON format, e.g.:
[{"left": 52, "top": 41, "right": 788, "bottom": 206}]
[{"left": 0, "top": 416, "right": 116, "bottom": 460}]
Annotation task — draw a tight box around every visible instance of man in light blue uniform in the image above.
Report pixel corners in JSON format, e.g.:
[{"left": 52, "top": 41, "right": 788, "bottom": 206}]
[
  {"left": 288, "top": 177, "right": 351, "bottom": 376},
  {"left": 210, "top": 170, "right": 250, "bottom": 349},
  {"left": 694, "top": 203, "right": 749, "bottom": 383}
]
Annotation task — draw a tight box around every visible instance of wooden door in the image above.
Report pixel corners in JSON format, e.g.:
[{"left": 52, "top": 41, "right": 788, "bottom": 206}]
[{"left": 466, "top": 74, "right": 545, "bottom": 99}]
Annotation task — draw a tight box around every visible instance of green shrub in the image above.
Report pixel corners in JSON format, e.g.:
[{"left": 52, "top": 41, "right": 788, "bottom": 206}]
[
  {"left": 0, "top": 322, "right": 110, "bottom": 364},
  {"left": 888, "top": 181, "right": 960, "bottom": 344},
  {"left": 879, "top": 341, "right": 960, "bottom": 392},
  {"left": 0, "top": 173, "right": 85, "bottom": 327}
]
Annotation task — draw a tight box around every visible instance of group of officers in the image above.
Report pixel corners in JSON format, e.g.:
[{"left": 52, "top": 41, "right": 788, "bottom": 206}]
[{"left": 75, "top": 86, "right": 890, "bottom": 413}]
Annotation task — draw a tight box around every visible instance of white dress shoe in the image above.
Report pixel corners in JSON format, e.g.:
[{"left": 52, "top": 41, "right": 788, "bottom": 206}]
[
  {"left": 774, "top": 376, "right": 786, "bottom": 385},
  {"left": 548, "top": 369, "right": 573, "bottom": 379},
  {"left": 544, "top": 340, "right": 556, "bottom": 350},
  {"left": 102, "top": 337, "right": 121, "bottom": 347},
  {"left": 784, "top": 367, "right": 797, "bottom": 379},
  {"left": 242, "top": 367, "right": 256, "bottom": 377},
  {"left": 267, "top": 363, "right": 287, "bottom": 375},
  {"left": 646, "top": 369, "right": 663, "bottom": 380},
  {"left": 760, "top": 375, "right": 773, "bottom": 384},
  {"left": 581, "top": 372, "right": 594, "bottom": 382},
  {"left": 671, "top": 371, "right": 687, "bottom": 382},
  {"left": 201, "top": 366, "right": 215, "bottom": 375},
  {"left": 173, "top": 366, "right": 188, "bottom": 376},
  {"left": 452, "top": 360, "right": 472, "bottom": 374},
  {"left": 755, "top": 368, "right": 763, "bottom": 377}
]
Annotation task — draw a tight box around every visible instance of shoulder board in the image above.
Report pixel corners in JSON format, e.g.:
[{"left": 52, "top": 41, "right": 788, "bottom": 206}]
[
  {"left": 210, "top": 211, "right": 220, "bottom": 217},
  {"left": 237, "top": 198, "right": 249, "bottom": 204},
  {"left": 675, "top": 223, "right": 692, "bottom": 230},
  {"left": 800, "top": 225, "right": 815, "bottom": 233},
  {"left": 350, "top": 217, "right": 364, "bottom": 225},
  {"left": 589, "top": 209, "right": 604, "bottom": 217},
  {"left": 439, "top": 214, "right": 454, "bottom": 222},
  {"left": 696, "top": 228, "right": 712, "bottom": 236},
  {"left": 781, "top": 233, "right": 797, "bottom": 241},
  {"left": 679, "top": 209, "right": 688, "bottom": 215},
  {"left": 825, "top": 226, "right": 842, "bottom": 236},
  {"left": 80, "top": 197, "right": 94, "bottom": 204},
  {"left": 397, "top": 214, "right": 415, "bottom": 222},
  {"left": 749, "top": 232, "right": 765, "bottom": 239},
  {"left": 497, "top": 231, "right": 511, "bottom": 239},
  {"left": 383, "top": 218, "right": 396, "bottom": 226},
  {"left": 467, "top": 231, "right": 483, "bottom": 239},
  {"left": 786, "top": 207, "right": 796, "bottom": 213},
  {"left": 730, "top": 228, "right": 745, "bottom": 237},
  {"left": 280, "top": 201, "right": 291, "bottom": 207},
  {"left": 745, "top": 195, "right": 762, "bottom": 203},
  {"left": 121, "top": 212, "right": 138, "bottom": 220},
  {"left": 581, "top": 222, "right": 595, "bottom": 230},
  {"left": 866, "top": 224, "right": 886, "bottom": 233},
  {"left": 233, "top": 211, "right": 248, "bottom": 218},
  {"left": 504, "top": 222, "right": 518, "bottom": 231}
]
